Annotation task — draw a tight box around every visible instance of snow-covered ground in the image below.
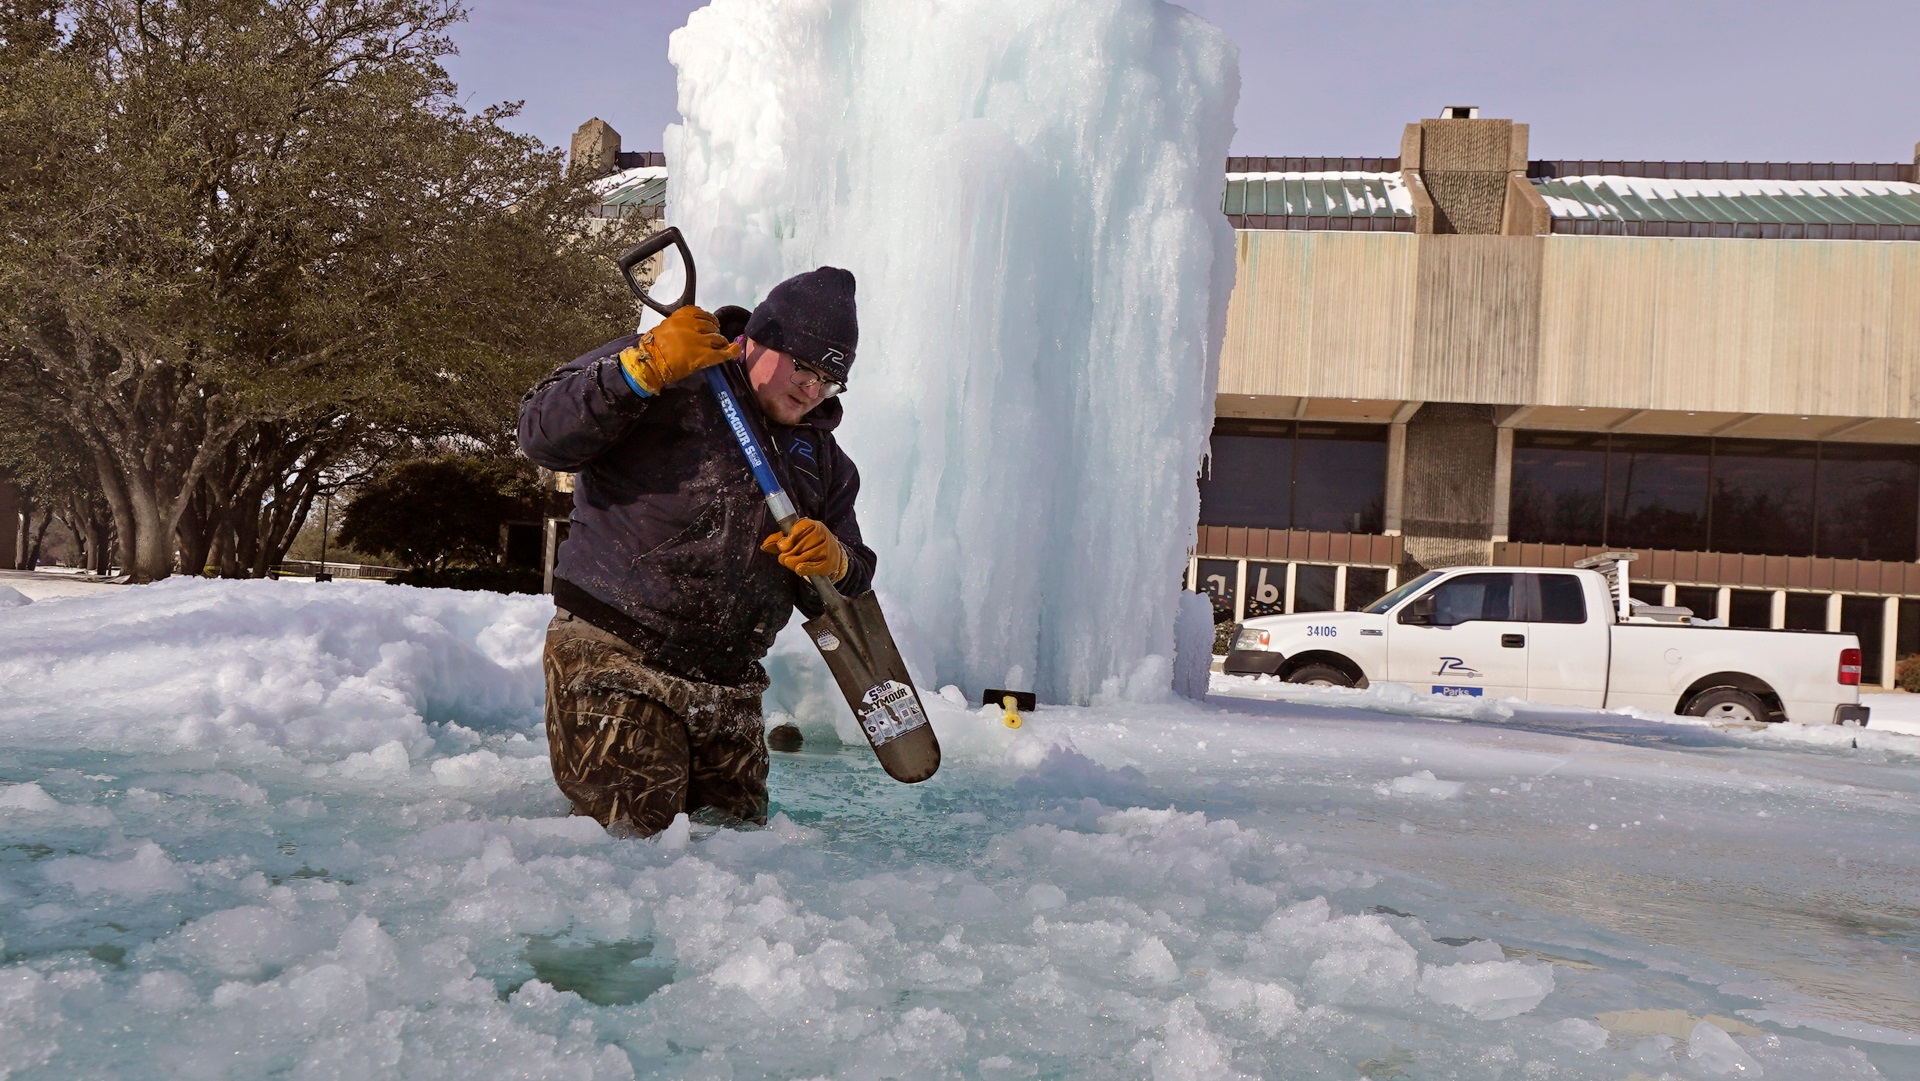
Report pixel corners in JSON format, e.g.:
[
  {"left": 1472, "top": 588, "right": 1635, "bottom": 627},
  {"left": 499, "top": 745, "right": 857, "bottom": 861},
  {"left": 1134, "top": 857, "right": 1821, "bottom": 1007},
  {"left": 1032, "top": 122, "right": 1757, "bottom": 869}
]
[{"left": 1, "top": 579, "right": 1915, "bottom": 1078}]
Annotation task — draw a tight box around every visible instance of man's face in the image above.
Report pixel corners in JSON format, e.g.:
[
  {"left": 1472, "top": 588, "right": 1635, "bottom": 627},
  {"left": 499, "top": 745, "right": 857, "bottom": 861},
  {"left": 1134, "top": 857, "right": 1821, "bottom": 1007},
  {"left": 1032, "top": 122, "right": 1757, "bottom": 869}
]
[{"left": 743, "top": 340, "right": 834, "bottom": 425}]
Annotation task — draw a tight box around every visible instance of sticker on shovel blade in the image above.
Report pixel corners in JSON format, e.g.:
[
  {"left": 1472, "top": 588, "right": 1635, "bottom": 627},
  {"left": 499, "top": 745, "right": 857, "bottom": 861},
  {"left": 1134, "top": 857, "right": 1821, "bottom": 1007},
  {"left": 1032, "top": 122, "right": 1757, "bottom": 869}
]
[
  {"left": 857, "top": 679, "right": 929, "bottom": 747},
  {"left": 814, "top": 632, "right": 841, "bottom": 652}
]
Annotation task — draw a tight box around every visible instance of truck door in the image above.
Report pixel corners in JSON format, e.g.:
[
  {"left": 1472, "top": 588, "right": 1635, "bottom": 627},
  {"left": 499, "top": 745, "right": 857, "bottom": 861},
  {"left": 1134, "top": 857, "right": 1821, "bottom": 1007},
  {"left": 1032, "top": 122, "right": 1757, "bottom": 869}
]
[
  {"left": 1524, "top": 572, "right": 1609, "bottom": 707},
  {"left": 1387, "top": 572, "right": 1528, "bottom": 699}
]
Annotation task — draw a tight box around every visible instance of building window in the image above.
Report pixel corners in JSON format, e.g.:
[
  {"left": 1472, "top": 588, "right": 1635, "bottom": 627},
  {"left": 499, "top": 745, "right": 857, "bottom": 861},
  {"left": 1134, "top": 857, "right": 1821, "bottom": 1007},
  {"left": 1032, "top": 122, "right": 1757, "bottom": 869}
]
[
  {"left": 1817, "top": 445, "right": 1920, "bottom": 562},
  {"left": 1608, "top": 436, "right": 1710, "bottom": 552},
  {"left": 1292, "top": 424, "right": 1387, "bottom": 533},
  {"left": 1839, "top": 596, "right": 1887, "bottom": 686},
  {"left": 1710, "top": 439, "right": 1816, "bottom": 557},
  {"left": 1293, "top": 564, "right": 1338, "bottom": 612},
  {"left": 1509, "top": 432, "right": 1920, "bottom": 562},
  {"left": 1728, "top": 589, "right": 1773, "bottom": 629},
  {"left": 1673, "top": 586, "right": 1719, "bottom": 621},
  {"left": 1784, "top": 593, "right": 1828, "bottom": 632},
  {"left": 1198, "top": 420, "right": 1385, "bottom": 534},
  {"left": 1509, "top": 432, "right": 1607, "bottom": 545},
  {"left": 1345, "top": 567, "right": 1390, "bottom": 611}
]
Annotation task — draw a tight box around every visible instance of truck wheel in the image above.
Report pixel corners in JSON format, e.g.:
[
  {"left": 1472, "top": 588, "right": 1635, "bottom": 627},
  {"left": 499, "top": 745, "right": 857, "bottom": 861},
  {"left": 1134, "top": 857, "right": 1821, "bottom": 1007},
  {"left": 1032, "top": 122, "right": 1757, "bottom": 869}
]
[
  {"left": 1287, "top": 664, "right": 1355, "bottom": 689},
  {"left": 1682, "top": 687, "right": 1771, "bottom": 724}
]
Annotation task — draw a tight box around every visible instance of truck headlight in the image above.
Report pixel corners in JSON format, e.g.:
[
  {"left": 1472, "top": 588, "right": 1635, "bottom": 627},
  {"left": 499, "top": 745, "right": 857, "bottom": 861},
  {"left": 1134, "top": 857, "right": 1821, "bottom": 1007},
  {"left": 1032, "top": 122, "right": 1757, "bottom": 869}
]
[{"left": 1234, "top": 627, "right": 1271, "bottom": 650}]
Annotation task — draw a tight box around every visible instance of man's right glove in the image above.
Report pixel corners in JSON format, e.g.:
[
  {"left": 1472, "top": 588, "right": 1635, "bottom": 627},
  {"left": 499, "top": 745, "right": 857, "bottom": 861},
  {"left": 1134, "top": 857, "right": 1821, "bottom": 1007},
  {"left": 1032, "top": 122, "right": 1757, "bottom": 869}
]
[{"left": 619, "top": 305, "right": 740, "bottom": 396}]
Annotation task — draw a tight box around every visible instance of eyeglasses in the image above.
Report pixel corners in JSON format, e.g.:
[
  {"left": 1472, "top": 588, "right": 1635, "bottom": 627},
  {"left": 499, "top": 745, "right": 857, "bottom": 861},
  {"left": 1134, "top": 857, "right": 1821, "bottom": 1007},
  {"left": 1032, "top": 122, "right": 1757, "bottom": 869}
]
[{"left": 789, "top": 359, "right": 846, "bottom": 398}]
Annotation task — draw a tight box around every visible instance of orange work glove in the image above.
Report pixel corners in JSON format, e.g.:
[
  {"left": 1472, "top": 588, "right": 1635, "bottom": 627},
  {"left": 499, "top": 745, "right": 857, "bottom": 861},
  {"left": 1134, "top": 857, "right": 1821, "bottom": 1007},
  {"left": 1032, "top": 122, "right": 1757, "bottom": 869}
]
[
  {"left": 761, "top": 518, "right": 849, "bottom": 581},
  {"left": 619, "top": 305, "right": 740, "bottom": 395}
]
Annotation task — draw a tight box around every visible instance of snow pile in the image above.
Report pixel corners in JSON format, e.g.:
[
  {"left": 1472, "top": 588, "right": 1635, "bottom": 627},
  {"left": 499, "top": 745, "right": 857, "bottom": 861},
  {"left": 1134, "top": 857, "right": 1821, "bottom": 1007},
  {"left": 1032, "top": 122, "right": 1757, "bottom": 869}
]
[
  {"left": 660, "top": 0, "right": 1239, "bottom": 704},
  {"left": 0, "top": 578, "right": 550, "bottom": 758}
]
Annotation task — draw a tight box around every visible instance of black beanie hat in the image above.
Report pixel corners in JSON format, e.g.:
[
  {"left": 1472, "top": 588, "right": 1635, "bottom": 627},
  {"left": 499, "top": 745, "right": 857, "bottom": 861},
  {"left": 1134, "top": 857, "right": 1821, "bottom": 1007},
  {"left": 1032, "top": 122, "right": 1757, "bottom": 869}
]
[{"left": 743, "top": 267, "right": 858, "bottom": 385}]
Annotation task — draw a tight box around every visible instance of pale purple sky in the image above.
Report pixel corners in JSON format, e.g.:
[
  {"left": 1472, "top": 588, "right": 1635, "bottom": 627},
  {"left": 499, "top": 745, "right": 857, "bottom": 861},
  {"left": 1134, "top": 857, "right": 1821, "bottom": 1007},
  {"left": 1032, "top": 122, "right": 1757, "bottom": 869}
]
[{"left": 444, "top": 0, "right": 1919, "bottom": 164}]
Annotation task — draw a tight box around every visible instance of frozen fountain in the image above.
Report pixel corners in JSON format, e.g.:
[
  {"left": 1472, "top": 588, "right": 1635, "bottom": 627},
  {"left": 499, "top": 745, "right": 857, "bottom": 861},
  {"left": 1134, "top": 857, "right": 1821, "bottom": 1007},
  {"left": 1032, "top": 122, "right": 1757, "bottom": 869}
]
[{"left": 660, "top": 0, "right": 1238, "bottom": 704}]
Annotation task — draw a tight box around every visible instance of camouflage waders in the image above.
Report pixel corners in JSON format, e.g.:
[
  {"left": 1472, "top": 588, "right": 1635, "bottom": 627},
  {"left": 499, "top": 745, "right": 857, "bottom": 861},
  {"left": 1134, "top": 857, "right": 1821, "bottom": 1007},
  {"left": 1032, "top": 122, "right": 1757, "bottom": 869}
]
[{"left": 542, "top": 610, "right": 769, "bottom": 835}]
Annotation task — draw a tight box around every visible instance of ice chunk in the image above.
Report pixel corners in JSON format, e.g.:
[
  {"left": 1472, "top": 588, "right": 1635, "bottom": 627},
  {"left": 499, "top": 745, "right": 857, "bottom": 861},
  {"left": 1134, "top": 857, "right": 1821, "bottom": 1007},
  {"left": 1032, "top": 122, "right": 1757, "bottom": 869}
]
[
  {"left": 655, "top": 813, "right": 691, "bottom": 852},
  {"left": 1380, "top": 770, "right": 1466, "bottom": 800},
  {"left": 0, "top": 782, "right": 61, "bottom": 812},
  {"left": 42, "top": 840, "right": 187, "bottom": 898},
  {"left": 0, "top": 586, "right": 32, "bottom": 609},
  {"left": 1125, "top": 937, "right": 1181, "bottom": 985},
  {"left": 1141, "top": 998, "right": 1254, "bottom": 1081},
  {"left": 664, "top": 0, "right": 1239, "bottom": 703},
  {"left": 336, "top": 740, "right": 411, "bottom": 778},
  {"left": 1418, "top": 959, "right": 1555, "bottom": 1020},
  {"left": 1173, "top": 591, "right": 1216, "bottom": 701},
  {"left": 1544, "top": 1017, "right": 1611, "bottom": 1052},
  {"left": 1689, "top": 1019, "right": 1764, "bottom": 1075}
]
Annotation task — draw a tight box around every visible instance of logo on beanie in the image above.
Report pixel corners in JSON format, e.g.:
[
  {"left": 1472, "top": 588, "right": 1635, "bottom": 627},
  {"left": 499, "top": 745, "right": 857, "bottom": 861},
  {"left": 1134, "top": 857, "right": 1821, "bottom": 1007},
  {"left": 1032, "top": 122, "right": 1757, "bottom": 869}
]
[{"left": 821, "top": 347, "right": 846, "bottom": 367}]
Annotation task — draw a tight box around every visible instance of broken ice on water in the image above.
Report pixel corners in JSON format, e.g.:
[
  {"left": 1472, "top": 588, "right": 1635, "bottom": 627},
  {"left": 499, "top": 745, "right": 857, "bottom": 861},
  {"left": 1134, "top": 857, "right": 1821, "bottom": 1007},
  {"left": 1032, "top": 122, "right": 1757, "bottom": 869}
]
[{"left": 1, "top": 577, "right": 1916, "bottom": 1079}]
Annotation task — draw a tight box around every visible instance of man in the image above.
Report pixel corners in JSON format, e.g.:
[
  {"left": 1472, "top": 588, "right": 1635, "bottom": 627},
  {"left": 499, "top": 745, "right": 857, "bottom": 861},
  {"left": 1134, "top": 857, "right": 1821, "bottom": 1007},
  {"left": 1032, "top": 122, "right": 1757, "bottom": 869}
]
[{"left": 517, "top": 267, "right": 875, "bottom": 835}]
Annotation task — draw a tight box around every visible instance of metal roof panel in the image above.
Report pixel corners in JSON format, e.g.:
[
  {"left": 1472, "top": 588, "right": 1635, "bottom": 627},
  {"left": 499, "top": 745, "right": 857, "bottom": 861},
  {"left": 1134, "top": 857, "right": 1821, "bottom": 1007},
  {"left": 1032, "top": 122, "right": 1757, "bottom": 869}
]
[{"left": 1535, "top": 175, "right": 1920, "bottom": 228}]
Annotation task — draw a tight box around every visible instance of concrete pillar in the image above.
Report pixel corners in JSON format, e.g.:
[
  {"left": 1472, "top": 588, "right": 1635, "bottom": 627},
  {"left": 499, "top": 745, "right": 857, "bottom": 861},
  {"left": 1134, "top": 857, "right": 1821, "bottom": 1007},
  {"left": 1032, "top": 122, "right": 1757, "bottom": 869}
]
[
  {"left": 1400, "top": 403, "right": 1499, "bottom": 572},
  {"left": 1384, "top": 423, "right": 1408, "bottom": 536},
  {"left": 1413, "top": 115, "right": 1521, "bottom": 235},
  {"left": 1716, "top": 587, "right": 1732, "bottom": 624},
  {"left": 1884, "top": 597, "right": 1902, "bottom": 687},
  {"left": 1334, "top": 565, "right": 1349, "bottom": 611},
  {"left": 1770, "top": 590, "right": 1787, "bottom": 630},
  {"left": 1662, "top": 583, "right": 1677, "bottom": 607},
  {"left": 569, "top": 118, "right": 621, "bottom": 176},
  {"left": 1283, "top": 562, "right": 1298, "bottom": 615},
  {"left": 1233, "top": 559, "right": 1248, "bottom": 622},
  {"left": 1826, "top": 593, "right": 1843, "bottom": 633},
  {"left": 1490, "top": 426, "right": 1514, "bottom": 543}
]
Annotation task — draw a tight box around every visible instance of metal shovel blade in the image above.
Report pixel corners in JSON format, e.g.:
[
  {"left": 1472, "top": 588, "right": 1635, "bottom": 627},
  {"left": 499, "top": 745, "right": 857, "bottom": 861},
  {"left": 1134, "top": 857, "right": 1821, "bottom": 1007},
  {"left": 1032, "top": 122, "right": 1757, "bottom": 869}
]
[{"left": 803, "top": 591, "right": 940, "bottom": 783}]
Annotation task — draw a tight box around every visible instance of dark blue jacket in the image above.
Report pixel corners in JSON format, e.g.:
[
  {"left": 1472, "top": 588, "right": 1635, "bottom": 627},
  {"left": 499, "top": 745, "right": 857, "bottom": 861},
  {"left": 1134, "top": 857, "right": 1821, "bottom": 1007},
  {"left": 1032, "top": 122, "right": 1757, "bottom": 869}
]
[{"left": 518, "top": 334, "right": 876, "bottom": 685}]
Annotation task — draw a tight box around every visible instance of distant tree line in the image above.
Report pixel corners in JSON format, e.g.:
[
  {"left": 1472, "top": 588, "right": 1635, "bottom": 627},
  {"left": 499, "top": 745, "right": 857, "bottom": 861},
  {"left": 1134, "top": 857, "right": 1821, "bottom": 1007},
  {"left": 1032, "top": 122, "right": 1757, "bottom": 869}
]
[{"left": 0, "top": 0, "right": 642, "bottom": 581}]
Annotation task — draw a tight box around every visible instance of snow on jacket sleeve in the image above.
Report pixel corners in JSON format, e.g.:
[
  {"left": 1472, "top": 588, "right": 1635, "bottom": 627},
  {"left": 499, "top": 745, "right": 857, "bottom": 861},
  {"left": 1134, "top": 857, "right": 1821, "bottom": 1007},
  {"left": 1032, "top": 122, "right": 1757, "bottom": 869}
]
[{"left": 517, "top": 334, "right": 657, "bottom": 472}]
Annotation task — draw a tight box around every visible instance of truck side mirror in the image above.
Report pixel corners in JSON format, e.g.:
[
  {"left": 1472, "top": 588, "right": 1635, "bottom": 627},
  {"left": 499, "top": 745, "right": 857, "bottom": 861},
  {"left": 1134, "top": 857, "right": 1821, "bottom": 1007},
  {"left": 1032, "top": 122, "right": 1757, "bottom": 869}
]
[{"left": 1399, "top": 595, "right": 1434, "bottom": 625}]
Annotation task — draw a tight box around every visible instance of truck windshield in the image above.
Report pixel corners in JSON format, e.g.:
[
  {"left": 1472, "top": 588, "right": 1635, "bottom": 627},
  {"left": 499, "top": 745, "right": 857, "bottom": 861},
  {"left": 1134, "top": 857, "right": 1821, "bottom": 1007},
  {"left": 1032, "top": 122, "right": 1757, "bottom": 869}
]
[{"left": 1361, "top": 570, "right": 1443, "bottom": 614}]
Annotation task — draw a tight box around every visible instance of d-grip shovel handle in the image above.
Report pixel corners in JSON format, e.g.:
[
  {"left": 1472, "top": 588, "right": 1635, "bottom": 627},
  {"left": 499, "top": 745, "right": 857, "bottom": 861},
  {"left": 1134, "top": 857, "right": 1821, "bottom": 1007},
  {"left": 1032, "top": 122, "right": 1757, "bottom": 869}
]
[
  {"left": 616, "top": 227, "right": 697, "bottom": 318},
  {"left": 613, "top": 227, "right": 792, "bottom": 530}
]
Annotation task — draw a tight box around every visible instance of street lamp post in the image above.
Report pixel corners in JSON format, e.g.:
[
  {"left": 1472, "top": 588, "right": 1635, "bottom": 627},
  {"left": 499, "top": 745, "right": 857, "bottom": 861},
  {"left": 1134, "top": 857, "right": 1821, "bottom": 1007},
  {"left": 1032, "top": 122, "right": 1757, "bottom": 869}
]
[{"left": 316, "top": 488, "right": 333, "bottom": 582}]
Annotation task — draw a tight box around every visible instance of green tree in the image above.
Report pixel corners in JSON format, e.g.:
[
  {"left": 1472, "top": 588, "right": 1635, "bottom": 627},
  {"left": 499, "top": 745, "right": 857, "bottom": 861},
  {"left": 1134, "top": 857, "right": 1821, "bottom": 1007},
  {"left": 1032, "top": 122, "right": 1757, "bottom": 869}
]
[
  {"left": 336, "top": 455, "right": 539, "bottom": 574},
  {"left": 0, "top": 0, "right": 641, "bottom": 582}
]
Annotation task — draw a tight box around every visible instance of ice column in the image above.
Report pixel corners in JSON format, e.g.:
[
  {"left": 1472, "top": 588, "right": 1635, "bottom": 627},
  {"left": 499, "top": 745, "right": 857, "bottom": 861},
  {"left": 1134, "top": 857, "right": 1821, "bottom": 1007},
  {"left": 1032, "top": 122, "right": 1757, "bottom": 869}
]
[{"left": 664, "top": 0, "right": 1238, "bottom": 703}]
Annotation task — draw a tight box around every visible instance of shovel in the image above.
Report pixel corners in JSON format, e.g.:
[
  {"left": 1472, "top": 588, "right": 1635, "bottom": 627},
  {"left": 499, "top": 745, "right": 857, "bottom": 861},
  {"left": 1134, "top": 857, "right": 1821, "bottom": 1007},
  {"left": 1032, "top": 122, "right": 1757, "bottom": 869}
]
[{"left": 616, "top": 229, "right": 941, "bottom": 784}]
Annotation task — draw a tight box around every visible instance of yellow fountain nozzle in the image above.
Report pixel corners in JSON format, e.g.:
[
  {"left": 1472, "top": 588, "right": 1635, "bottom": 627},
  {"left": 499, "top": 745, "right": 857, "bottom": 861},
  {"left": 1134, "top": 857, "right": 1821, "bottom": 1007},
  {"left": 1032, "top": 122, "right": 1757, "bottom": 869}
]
[{"left": 981, "top": 688, "right": 1033, "bottom": 730}]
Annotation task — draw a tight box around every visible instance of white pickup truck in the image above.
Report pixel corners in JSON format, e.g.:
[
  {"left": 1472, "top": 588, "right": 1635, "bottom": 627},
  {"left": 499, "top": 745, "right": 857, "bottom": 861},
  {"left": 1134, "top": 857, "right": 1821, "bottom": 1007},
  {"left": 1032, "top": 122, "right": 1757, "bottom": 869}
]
[{"left": 1222, "top": 558, "right": 1870, "bottom": 726}]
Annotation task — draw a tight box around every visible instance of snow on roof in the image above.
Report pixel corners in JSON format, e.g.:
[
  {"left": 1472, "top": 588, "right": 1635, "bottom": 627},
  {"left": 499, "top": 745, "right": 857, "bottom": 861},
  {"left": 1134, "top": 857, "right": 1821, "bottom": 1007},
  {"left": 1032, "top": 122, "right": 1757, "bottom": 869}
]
[
  {"left": 1224, "top": 171, "right": 1412, "bottom": 217},
  {"left": 1540, "top": 174, "right": 1920, "bottom": 222},
  {"left": 594, "top": 164, "right": 668, "bottom": 193}
]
